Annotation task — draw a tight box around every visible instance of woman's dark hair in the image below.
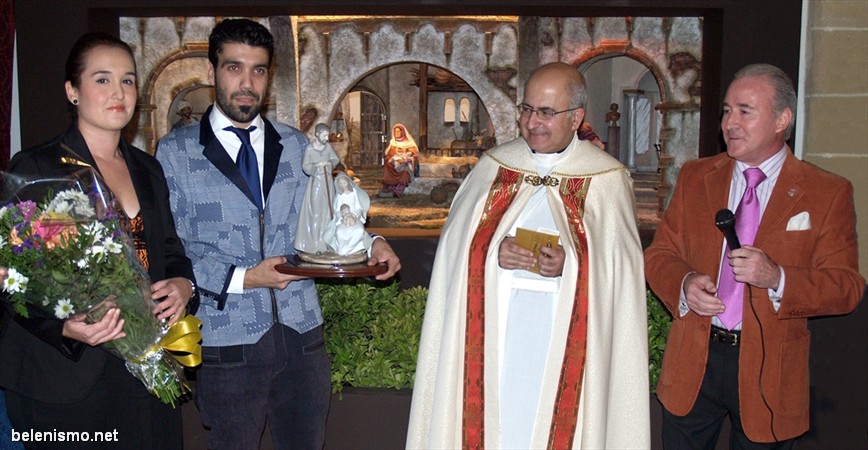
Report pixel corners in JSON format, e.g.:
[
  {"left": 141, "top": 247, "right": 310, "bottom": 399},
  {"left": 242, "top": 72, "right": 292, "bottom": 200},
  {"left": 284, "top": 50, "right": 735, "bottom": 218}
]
[
  {"left": 208, "top": 18, "right": 274, "bottom": 67},
  {"left": 65, "top": 32, "right": 136, "bottom": 88}
]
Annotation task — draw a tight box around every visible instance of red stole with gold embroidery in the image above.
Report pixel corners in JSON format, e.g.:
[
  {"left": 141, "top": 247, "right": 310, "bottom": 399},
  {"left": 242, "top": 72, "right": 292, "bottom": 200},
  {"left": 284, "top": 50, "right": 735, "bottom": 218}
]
[{"left": 462, "top": 169, "right": 591, "bottom": 450}]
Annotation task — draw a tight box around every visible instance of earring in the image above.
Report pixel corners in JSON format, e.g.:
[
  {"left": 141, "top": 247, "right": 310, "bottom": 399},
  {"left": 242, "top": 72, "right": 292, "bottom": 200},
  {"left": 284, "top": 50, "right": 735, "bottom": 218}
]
[{"left": 72, "top": 99, "right": 79, "bottom": 105}]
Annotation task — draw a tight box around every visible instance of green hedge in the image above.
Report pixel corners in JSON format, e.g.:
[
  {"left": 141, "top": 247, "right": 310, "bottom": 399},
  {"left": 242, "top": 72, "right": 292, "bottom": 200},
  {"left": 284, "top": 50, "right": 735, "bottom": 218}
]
[
  {"left": 319, "top": 279, "right": 426, "bottom": 395},
  {"left": 647, "top": 287, "right": 672, "bottom": 390},
  {"left": 319, "top": 280, "right": 671, "bottom": 394}
]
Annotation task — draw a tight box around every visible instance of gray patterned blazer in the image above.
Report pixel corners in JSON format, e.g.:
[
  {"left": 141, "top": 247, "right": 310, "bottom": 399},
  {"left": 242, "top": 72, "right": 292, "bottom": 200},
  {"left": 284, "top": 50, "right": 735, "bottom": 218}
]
[{"left": 156, "top": 106, "right": 321, "bottom": 347}]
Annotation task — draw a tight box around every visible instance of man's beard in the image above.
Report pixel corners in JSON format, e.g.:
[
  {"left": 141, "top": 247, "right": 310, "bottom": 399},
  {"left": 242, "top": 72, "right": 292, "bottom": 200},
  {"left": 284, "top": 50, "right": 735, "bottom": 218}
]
[{"left": 216, "top": 86, "right": 263, "bottom": 124}]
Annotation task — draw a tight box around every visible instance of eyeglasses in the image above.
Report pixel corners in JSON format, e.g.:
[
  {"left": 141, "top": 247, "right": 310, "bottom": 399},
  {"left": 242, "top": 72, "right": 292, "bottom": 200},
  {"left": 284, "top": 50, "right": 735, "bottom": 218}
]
[{"left": 517, "top": 103, "right": 580, "bottom": 120}]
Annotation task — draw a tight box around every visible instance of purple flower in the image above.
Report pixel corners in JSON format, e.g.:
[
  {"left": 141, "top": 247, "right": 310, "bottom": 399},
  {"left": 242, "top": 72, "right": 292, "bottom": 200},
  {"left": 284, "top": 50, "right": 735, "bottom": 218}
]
[
  {"left": 104, "top": 207, "right": 119, "bottom": 220},
  {"left": 18, "top": 201, "right": 37, "bottom": 221}
]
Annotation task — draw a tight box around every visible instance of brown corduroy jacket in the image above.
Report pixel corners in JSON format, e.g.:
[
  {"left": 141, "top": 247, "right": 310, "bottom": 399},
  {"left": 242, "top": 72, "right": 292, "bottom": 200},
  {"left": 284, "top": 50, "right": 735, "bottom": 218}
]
[{"left": 645, "top": 150, "right": 864, "bottom": 442}]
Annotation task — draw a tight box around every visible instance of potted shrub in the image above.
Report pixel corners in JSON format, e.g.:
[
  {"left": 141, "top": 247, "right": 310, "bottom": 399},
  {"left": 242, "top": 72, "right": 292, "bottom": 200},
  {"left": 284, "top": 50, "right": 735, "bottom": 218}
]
[{"left": 318, "top": 279, "right": 426, "bottom": 449}]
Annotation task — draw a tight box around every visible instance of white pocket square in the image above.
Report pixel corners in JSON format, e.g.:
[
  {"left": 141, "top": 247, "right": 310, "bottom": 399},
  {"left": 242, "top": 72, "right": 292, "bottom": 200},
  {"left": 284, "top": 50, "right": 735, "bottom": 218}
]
[{"left": 786, "top": 211, "right": 811, "bottom": 231}]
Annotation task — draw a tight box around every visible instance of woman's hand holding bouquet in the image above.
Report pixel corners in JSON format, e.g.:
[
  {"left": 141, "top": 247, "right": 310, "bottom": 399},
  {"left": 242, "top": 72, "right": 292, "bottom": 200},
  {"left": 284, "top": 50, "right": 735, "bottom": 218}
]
[{"left": 62, "top": 305, "right": 126, "bottom": 345}]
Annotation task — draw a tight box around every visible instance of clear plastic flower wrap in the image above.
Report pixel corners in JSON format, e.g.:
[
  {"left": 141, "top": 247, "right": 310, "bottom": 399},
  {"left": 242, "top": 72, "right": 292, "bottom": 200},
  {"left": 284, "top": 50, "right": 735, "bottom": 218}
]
[{"left": 0, "top": 168, "right": 201, "bottom": 407}]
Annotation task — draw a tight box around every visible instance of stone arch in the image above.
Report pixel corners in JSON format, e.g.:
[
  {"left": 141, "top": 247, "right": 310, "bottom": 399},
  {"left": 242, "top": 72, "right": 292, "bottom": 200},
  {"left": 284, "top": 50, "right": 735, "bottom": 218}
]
[
  {"left": 136, "top": 46, "right": 209, "bottom": 153},
  {"left": 573, "top": 48, "right": 672, "bottom": 164},
  {"left": 167, "top": 83, "right": 208, "bottom": 119},
  {"left": 572, "top": 47, "right": 688, "bottom": 223},
  {"left": 573, "top": 49, "right": 670, "bottom": 103},
  {"left": 324, "top": 60, "right": 515, "bottom": 153}
]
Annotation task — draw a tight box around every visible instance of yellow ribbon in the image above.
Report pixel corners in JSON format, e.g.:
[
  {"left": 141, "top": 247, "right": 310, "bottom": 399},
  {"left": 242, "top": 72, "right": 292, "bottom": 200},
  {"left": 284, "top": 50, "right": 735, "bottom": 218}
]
[{"left": 158, "top": 314, "right": 203, "bottom": 367}]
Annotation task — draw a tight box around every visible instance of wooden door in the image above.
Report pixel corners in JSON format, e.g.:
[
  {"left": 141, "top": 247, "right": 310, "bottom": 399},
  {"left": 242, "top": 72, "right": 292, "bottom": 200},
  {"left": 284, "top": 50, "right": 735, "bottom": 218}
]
[{"left": 359, "top": 91, "right": 387, "bottom": 167}]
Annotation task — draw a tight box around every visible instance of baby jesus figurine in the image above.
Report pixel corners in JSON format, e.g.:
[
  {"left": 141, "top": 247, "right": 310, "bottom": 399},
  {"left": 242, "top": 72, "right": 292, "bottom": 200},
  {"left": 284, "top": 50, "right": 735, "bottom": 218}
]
[
  {"left": 322, "top": 172, "right": 373, "bottom": 260},
  {"left": 328, "top": 204, "right": 369, "bottom": 255}
]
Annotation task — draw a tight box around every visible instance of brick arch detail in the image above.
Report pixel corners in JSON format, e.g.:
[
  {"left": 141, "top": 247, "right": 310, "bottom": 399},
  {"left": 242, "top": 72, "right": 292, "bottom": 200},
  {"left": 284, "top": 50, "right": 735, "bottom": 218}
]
[
  {"left": 571, "top": 47, "right": 679, "bottom": 222},
  {"left": 571, "top": 48, "right": 670, "bottom": 104}
]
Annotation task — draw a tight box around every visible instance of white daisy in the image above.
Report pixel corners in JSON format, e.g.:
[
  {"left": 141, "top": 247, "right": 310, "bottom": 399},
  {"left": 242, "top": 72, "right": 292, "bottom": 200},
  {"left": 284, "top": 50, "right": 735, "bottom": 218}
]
[
  {"left": 76, "top": 258, "right": 88, "bottom": 269},
  {"left": 49, "top": 198, "right": 72, "bottom": 214},
  {"left": 46, "top": 190, "right": 95, "bottom": 219},
  {"left": 2, "top": 268, "right": 28, "bottom": 294},
  {"left": 82, "top": 221, "right": 107, "bottom": 240},
  {"left": 103, "top": 237, "right": 123, "bottom": 254},
  {"left": 87, "top": 244, "right": 107, "bottom": 261},
  {"left": 54, "top": 298, "right": 75, "bottom": 319}
]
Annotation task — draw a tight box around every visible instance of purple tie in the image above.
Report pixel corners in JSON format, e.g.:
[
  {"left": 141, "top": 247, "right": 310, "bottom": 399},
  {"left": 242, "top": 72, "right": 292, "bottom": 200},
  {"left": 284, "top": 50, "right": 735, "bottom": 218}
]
[{"left": 717, "top": 167, "right": 766, "bottom": 330}]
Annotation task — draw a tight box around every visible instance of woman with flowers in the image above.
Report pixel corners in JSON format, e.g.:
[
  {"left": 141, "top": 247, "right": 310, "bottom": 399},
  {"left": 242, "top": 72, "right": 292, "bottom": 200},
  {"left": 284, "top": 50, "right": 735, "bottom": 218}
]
[{"left": 0, "top": 33, "right": 197, "bottom": 449}]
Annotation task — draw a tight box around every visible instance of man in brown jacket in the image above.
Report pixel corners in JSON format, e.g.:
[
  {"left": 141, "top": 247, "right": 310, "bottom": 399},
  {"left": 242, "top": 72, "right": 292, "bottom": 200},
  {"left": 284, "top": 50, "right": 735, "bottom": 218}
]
[{"left": 645, "top": 63, "right": 864, "bottom": 448}]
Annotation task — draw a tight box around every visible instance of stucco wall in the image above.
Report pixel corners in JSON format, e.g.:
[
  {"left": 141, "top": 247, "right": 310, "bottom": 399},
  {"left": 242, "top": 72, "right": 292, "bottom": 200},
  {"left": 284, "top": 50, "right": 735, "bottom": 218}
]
[{"left": 803, "top": 1, "right": 868, "bottom": 278}]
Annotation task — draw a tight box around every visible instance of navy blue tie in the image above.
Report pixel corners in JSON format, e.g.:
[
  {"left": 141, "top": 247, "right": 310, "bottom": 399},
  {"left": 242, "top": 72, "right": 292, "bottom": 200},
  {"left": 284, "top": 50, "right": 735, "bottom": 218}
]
[{"left": 224, "top": 126, "right": 262, "bottom": 211}]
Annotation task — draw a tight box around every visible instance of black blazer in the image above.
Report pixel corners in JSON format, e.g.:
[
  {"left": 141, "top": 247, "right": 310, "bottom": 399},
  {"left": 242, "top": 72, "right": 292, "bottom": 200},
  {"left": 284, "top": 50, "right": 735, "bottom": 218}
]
[{"left": 0, "top": 125, "right": 198, "bottom": 403}]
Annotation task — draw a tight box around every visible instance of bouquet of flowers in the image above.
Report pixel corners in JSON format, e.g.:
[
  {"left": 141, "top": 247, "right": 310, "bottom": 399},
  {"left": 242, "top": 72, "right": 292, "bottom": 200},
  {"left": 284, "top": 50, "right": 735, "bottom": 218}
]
[{"left": 0, "top": 169, "right": 201, "bottom": 407}]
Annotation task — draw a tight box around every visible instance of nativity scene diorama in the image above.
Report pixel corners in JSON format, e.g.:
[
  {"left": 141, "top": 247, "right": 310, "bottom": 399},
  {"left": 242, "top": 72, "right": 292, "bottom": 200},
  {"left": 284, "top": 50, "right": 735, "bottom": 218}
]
[{"left": 133, "top": 14, "right": 702, "bottom": 236}]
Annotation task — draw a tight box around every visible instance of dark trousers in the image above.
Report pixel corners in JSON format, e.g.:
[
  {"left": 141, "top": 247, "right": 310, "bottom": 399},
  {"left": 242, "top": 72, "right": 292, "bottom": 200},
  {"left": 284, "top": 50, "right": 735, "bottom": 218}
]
[
  {"left": 662, "top": 330, "right": 795, "bottom": 450},
  {"left": 196, "top": 324, "right": 331, "bottom": 450},
  {"left": 5, "top": 356, "right": 182, "bottom": 450}
]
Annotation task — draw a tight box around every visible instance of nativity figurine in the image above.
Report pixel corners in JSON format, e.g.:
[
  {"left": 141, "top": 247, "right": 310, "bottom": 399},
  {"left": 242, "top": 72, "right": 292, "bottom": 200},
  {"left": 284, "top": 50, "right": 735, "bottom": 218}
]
[
  {"left": 381, "top": 124, "right": 419, "bottom": 197},
  {"left": 322, "top": 172, "right": 372, "bottom": 259},
  {"left": 294, "top": 123, "right": 340, "bottom": 255}
]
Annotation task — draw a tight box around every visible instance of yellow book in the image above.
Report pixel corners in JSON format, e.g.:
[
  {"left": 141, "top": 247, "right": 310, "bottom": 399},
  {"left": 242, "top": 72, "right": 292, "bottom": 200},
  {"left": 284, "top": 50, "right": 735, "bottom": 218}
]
[{"left": 514, "top": 227, "right": 559, "bottom": 274}]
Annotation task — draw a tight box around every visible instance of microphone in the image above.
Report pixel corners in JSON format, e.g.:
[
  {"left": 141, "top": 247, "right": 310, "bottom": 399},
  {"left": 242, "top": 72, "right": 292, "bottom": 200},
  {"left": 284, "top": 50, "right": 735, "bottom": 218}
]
[{"left": 715, "top": 208, "right": 741, "bottom": 250}]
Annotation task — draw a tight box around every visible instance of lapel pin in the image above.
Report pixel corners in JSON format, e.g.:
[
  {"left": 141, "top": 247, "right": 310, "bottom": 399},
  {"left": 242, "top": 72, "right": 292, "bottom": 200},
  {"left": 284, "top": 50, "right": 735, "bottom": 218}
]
[{"left": 788, "top": 188, "right": 796, "bottom": 197}]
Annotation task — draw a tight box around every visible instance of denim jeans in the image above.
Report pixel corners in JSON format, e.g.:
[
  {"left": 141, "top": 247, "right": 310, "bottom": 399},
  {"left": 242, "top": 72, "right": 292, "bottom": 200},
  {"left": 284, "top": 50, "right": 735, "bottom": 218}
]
[
  {"left": 196, "top": 324, "right": 331, "bottom": 450},
  {"left": 0, "top": 389, "right": 24, "bottom": 450}
]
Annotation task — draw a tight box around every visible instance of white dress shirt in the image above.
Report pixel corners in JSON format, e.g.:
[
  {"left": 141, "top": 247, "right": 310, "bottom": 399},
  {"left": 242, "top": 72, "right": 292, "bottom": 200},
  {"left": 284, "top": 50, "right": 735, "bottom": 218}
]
[{"left": 209, "top": 105, "right": 266, "bottom": 294}]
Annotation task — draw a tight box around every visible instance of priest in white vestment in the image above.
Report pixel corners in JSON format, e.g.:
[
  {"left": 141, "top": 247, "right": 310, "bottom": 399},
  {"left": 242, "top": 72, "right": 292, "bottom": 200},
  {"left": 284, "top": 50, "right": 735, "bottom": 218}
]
[{"left": 407, "top": 63, "right": 650, "bottom": 449}]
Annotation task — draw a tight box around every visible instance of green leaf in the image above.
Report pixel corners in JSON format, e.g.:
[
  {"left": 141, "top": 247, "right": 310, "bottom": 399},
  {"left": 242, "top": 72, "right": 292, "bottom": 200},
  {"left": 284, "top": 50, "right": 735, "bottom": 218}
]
[
  {"left": 646, "top": 287, "right": 672, "bottom": 392},
  {"left": 319, "top": 279, "right": 426, "bottom": 395}
]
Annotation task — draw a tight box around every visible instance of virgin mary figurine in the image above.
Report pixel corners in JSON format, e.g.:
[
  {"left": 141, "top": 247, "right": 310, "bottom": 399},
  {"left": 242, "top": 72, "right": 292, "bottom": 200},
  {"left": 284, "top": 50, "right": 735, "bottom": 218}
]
[{"left": 381, "top": 124, "right": 419, "bottom": 197}]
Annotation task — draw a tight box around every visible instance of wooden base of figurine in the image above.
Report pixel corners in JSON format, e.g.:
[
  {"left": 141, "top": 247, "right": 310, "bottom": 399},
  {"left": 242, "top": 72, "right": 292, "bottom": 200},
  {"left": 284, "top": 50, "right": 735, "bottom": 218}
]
[{"left": 275, "top": 253, "right": 388, "bottom": 278}]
